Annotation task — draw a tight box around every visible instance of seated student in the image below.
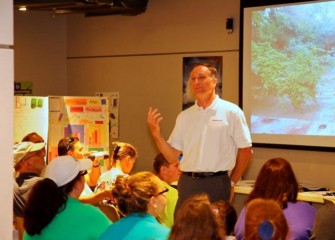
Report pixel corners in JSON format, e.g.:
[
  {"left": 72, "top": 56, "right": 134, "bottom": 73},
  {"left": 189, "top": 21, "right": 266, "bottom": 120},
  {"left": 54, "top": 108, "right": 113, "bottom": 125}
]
[
  {"left": 95, "top": 142, "right": 138, "bottom": 192},
  {"left": 99, "top": 172, "right": 170, "bottom": 240},
  {"left": 169, "top": 193, "right": 225, "bottom": 240},
  {"left": 245, "top": 198, "right": 288, "bottom": 240},
  {"left": 13, "top": 141, "right": 46, "bottom": 240},
  {"left": 234, "top": 157, "right": 316, "bottom": 240},
  {"left": 58, "top": 137, "right": 111, "bottom": 204},
  {"left": 21, "top": 132, "right": 46, "bottom": 158},
  {"left": 23, "top": 156, "right": 112, "bottom": 240},
  {"left": 211, "top": 200, "right": 237, "bottom": 240},
  {"left": 310, "top": 200, "right": 335, "bottom": 240},
  {"left": 58, "top": 137, "right": 101, "bottom": 188},
  {"left": 13, "top": 142, "right": 46, "bottom": 216},
  {"left": 153, "top": 153, "right": 180, "bottom": 228}
]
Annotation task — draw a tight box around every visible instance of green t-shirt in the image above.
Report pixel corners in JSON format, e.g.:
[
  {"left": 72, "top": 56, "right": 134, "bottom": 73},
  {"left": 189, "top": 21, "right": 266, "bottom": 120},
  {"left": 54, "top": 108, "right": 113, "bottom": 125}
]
[
  {"left": 24, "top": 197, "right": 112, "bottom": 240},
  {"left": 158, "top": 181, "right": 178, "bottom": 228}
]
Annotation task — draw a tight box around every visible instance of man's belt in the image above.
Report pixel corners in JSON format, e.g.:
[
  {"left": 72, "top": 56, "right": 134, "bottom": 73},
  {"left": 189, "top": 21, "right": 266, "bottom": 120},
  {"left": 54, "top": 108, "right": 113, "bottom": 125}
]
[{"left": 182, "top": 171, "right": 228, "bottom": 178}]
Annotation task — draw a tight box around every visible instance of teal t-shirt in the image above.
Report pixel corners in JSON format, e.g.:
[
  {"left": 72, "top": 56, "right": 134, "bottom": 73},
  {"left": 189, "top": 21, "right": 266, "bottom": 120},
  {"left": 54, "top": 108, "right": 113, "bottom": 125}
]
[
  {"left": 99, "top": 212, "right": 170, "bottom": 240},
  {"left": 24, "top": 197, "right": 112, "bottom": 240}
]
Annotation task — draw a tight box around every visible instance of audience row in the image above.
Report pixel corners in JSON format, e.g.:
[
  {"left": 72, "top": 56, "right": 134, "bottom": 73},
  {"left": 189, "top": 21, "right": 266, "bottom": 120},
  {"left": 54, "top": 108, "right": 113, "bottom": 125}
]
[{"left": 13, "top": 132, "right": 334, "bottom": 240}]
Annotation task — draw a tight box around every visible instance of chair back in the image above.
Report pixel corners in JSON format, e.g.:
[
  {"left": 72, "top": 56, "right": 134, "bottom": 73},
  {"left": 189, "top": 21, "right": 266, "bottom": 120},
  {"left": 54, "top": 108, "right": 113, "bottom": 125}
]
[{"left": 97, "top": 203, "right": 121, "bottom": 222}]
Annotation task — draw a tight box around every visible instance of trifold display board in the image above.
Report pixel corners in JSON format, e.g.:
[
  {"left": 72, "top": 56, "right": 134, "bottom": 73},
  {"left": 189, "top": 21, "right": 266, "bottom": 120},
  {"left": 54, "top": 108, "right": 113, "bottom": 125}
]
[
  {"left": 14, "top": 96, "right": 49, "bottom": 145},
  {"left": 14, "top": 96, "right": 110, "bottom": 163}
]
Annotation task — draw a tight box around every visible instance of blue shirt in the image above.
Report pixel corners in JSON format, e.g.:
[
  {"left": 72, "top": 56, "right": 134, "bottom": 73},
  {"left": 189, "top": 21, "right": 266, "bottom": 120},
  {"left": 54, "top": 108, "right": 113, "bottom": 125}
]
[{"left": 100, "top": 212, "right": 170, "bottom": 240}]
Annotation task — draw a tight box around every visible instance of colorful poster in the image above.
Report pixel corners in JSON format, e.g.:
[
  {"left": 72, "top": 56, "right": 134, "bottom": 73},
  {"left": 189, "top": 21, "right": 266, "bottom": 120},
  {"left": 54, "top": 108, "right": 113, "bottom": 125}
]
[
  {"left": 14, "top": 96, "right": 49, "bottom": 144},
  {"left": 48, "top": 96, "right": 110, "bottom": 161}
]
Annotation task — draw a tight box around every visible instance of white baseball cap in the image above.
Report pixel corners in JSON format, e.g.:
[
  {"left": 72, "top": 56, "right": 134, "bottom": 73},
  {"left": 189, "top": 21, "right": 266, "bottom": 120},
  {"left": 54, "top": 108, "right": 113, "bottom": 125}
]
[
  {"left": 45, "top": 156, "right": 92, "bottom": 187},
  {"left": 13, "top": 142, "right": 46, "bottom": 167}
]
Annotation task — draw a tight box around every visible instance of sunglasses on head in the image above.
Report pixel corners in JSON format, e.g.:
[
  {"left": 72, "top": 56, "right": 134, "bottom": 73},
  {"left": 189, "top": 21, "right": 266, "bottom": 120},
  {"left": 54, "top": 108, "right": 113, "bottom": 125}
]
[
  {"left": 113, "top": 145, "right": 121, "bottom": 159},
  {"left": 66, "top": 137, "right": 77, "bottom": 151},
  {"left": 79, "top": 170, "right": 87, "bottom": 176}
]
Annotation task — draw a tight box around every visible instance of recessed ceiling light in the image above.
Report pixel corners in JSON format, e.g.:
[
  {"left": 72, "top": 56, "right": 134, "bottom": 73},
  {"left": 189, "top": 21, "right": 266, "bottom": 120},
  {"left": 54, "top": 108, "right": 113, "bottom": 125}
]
[{"left": 19, "top": 6, "right": 27, "bottom": 11}]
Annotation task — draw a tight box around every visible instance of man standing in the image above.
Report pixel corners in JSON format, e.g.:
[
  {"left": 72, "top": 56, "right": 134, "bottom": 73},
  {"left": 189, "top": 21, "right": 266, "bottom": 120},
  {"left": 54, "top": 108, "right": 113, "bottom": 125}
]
[
  {"left": 153, "top": 153, "right": 180, "bottom": 227},
  {"left": 147, "top": 63, "right": 252, "bottom": 209}
]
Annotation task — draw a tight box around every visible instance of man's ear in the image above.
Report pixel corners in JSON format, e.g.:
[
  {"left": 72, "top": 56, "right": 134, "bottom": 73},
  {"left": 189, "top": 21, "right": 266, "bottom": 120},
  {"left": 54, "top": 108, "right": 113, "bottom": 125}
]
[
  {"left": 160, "top": 165, "right": 169, "bottom": 174},
  {"left": 212, "top": 76, "right": 218, "bottom": 85}
]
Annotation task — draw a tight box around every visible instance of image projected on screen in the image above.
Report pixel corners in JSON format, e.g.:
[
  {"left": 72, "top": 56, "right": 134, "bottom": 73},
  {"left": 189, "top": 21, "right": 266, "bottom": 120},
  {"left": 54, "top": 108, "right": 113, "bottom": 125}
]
[{"left": 242, "top": 0, "right": 335, "bottom": 148}]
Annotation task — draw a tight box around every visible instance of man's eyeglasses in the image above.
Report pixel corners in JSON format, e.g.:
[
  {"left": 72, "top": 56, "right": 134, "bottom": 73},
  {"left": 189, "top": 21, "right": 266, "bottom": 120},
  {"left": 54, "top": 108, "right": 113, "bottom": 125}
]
[
  {"left": 79, "top": 170, "right": 87, "bottom": 176},
  {"left": 155, "top": 187, "right": 169, "bottom": 196}
]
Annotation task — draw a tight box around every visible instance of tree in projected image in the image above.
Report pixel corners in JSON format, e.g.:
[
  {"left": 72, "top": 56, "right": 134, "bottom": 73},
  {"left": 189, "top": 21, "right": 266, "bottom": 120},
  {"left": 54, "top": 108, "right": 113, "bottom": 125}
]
[{"left": 251, "top": 6, "right": 334, "bottom": 112}]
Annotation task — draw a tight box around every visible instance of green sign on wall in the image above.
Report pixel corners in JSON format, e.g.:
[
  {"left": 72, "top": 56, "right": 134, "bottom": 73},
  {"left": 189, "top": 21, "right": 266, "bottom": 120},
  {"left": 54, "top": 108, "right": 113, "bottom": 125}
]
[{"left": 14, "top": 81, "right": 33, "bottom": 95}]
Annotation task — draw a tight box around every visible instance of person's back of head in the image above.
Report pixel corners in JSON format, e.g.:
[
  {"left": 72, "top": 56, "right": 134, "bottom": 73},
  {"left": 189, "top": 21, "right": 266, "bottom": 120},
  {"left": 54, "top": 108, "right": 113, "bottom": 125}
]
[
  {"left": 247, "top": 157, "right": 298, "bottom": 208},
  {"left": 153, "top": 153, "right": 170, "bottom": 175},
  {"left": 58, "top": 137, "right": 79, "bottom": 156},
  {"left": 245, "top": 198, "right": 289, "bottom": 240},
  {"left": 169, "top": 193, "right": 225, "bottom": 240},
  {"left": 211, "top": 200, "right": 237, "bottom": 236},
  {"left": 112, "top": 171, "right": 162, "bottom": 215},
  {"left": 22, "top": 132, "right": 44, "bottom": 143},
  {"left": 21, "top": 132, "right": 46, "bottom": 159},
  {"left": 111, "top": 142, "right": 138, "bottom": 174},
  {"left": 24, "top": 156, "right": 92, "bottom": 236},
  {"left": 153, "top": 153, "right": 180, "bottom": 185},
  {"left": 112, "top": 142, "right": 138, "bottom": 161}
]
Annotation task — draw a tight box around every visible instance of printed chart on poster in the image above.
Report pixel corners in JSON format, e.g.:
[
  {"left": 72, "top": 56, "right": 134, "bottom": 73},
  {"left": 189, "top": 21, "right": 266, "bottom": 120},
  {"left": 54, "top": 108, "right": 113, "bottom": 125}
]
[
  {"left": 48, "top": 96, "right": 110, "bottom": 161},
  {"left": 14, "top": 96, "right": 49, "bottom": 144}
]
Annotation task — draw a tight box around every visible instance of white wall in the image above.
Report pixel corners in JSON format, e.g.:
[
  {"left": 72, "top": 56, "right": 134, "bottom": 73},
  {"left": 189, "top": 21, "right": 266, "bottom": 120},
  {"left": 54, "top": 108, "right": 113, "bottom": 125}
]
[
  {"left": 14, "top": 11, "right": 67, "bottom": 96},
  {"left": 0, "top": 0, "right": 14, "bottom": 238},
  {"left": 14, "top": 0, "right": 335, "bottom": 193},
  {"left": 65, "top": 0, "right": 242, "bottom": 173}
]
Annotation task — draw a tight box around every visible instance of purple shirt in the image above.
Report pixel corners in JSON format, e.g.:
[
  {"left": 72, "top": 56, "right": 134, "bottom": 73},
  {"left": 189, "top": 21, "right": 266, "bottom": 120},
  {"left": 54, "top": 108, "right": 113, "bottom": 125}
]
[{"left": 234, "top": 201, "right": 316, "bottom": 240}]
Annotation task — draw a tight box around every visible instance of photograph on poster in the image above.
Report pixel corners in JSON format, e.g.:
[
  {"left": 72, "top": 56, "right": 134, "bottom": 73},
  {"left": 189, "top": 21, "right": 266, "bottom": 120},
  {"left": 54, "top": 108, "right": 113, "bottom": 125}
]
[{"left": 183, "top": 56, "right": 222, "bottom": 110}]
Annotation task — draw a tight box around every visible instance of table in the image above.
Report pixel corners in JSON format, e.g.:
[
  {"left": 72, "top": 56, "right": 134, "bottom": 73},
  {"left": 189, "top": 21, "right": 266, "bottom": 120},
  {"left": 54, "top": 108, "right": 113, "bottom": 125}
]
[{"left": 234, "top": 181, "right": 335, "bottom": 204}]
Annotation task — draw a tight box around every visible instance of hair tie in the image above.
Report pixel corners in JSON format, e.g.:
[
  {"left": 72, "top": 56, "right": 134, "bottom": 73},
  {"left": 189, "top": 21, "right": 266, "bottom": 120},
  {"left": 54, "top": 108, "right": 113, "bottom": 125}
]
[
  {"left": 113, "top": 145, "right": 121, "bottom": 159},
  {"left": 258, "top": 220, "right": 274, "bottom": 240}
]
